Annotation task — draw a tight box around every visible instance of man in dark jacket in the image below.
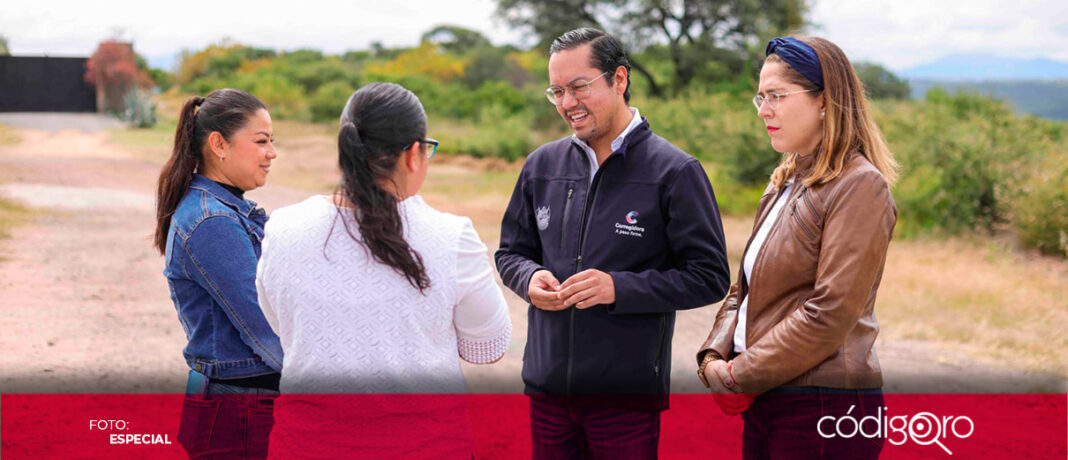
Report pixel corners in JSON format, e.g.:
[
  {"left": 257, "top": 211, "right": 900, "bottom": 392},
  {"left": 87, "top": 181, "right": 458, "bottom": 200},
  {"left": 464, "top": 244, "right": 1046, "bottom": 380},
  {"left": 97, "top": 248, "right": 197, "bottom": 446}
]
[{"left": 495, "top": 27, "right": 731, "bottom": 457}]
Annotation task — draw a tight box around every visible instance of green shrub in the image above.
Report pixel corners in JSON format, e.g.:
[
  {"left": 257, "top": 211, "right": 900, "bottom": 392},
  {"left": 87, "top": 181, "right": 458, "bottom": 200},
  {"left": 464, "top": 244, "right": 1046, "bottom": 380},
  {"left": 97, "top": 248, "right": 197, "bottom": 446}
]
[
  {"left": 362, "top": 73, "right": 446, "bottom": 114},
  {"left": 309, "top": 81, "right": 355, "bottom": 123},
  {"left": 234, "top": 73, "right": 310, "bottom": 121},
  {"left": 453, "top": 105, "right": 536, "bottom": 161},
  {"left": 291, "top": 59, "right": 361, "bottom": 94},
  {"left": 880, "top": 90, "right": 1040, "bottom": 236},
  {"left": 1011, "top": 146, "right": 1068, "bottom": 257},
  {"left": 148, "top": 68, "right": 174, "bottom": 92},
  {"left": 184, "top": 76, "right": 229, "bottom": 96},
  {"left": 704, "top": 165, "right": 765, "bottom": 216},
  {"left": 449, "top": 80, "right": 531, "bottom": 120}
]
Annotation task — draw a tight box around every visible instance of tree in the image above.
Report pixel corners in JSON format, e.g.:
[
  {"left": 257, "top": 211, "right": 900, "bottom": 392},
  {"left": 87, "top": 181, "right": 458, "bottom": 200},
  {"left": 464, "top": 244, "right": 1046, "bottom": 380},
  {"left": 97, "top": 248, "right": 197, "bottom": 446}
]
[
  {"left": 0, "top": 35, "right": 9, "bottom": 55},
  {"left": 85, "top": 41, "right": 154, "bottom": 112},
  {"left": 854, "top": 62, "right": 911, "bottom": 100},
  {"left": 421, "top": 25, "right": 493, "bottom": 55},
  {"left": 496, "top": 0, "right": 807, "bottom": 96}
]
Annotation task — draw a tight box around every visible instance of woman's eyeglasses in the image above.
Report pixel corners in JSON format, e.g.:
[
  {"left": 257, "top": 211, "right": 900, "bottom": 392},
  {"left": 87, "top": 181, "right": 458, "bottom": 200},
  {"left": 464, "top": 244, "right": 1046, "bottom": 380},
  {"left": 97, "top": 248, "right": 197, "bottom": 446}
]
[
  {"left": 752, "top": 89, "right": 817, "bottom": 111},
  {"left": 404, "top": 138, "right": 440, "bottom": 159}
]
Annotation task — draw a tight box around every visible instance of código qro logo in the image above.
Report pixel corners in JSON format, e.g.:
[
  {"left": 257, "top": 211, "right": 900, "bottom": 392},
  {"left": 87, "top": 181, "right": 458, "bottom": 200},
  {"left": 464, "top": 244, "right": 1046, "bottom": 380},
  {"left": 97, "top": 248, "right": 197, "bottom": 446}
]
[{"left": 817, "top": 405, "right": 974, "bottom": 455}]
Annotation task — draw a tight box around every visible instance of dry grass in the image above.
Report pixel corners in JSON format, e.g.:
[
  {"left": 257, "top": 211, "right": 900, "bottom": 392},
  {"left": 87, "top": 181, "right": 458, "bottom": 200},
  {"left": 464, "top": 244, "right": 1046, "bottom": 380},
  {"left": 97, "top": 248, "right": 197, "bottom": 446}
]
[
  {"left": 107, "top": 122, "right": 176, "bottom": 160},
  {"left": 878, "top": 236, "right": 1068, "bottom": 377},
  {"left": 0, "top": 190, "right": 36, "bottom": 260},
  {"left": 0, "top": 196, "right": 34, "bottom": 238},
  {"left": 0, "top": 125, "right": 36, "bottom": 253},
  {"left": 0, "top": 124, "right": 21, "bottom": 146}
]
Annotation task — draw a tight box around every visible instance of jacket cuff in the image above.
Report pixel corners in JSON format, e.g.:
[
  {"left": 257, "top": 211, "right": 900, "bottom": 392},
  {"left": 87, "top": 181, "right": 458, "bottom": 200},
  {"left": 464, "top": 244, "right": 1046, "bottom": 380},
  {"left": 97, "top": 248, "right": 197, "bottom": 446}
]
[
  {"left": 606, "top": 271, "right": 632, "bottom": 313},
  {"left": 695, "top": 348, "right": 724, "bottom": 366},
  {"left": 729, "top": 354, "right": 772, "bottom": 395},
  {"left": 698, "top": 304, "right": 738, "bottom": 366}
]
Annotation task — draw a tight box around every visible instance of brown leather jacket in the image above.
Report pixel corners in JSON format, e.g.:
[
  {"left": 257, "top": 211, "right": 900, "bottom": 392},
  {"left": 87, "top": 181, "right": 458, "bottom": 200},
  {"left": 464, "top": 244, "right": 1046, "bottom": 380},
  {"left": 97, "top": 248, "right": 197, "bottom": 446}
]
[{"left": 697, "top": 152, "right": 896, "bottom": 394}]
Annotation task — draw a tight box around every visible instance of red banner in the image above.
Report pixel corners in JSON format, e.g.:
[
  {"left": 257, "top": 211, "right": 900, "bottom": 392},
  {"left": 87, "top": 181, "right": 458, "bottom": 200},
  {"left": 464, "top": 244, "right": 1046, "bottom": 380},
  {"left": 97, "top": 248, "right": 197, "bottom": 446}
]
[{"left": 2, "top": 394, "right": 1064, "bottom": 458}]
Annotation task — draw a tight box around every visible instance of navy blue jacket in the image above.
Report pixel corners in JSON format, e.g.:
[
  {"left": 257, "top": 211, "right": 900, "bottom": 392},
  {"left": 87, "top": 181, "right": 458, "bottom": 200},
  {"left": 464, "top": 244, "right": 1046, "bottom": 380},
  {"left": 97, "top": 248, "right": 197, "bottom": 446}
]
[{"left": 495, "top": 118, "right": 731, "bottom": 410}]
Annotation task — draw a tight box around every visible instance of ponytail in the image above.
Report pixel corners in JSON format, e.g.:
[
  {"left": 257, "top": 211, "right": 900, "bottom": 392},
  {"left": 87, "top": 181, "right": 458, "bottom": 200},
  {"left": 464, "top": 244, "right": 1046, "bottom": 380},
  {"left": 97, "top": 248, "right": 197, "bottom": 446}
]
[
  {"left": 154, "top": 96, "right": 204, "bottom": 254},
  {"left": 335, "top": 83, "right": 431, "bottom": 293}
]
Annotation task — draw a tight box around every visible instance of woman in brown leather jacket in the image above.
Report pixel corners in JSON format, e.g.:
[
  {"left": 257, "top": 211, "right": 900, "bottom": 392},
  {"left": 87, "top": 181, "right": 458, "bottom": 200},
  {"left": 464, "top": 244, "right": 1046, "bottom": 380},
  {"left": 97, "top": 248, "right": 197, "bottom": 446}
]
[{"left": 697, "top": 36, "right": 899, "bottom": 459}]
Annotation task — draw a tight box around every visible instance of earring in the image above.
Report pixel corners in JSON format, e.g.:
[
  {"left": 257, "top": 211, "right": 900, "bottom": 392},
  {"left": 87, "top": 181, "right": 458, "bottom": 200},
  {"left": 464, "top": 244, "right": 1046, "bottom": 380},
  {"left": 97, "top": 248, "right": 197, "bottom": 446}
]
[
  {"left": 219, "top": 156, "right": 225, "bottom": 162},
  {"left": 820, "top": 111, "right": 825, "bottom": 118}
]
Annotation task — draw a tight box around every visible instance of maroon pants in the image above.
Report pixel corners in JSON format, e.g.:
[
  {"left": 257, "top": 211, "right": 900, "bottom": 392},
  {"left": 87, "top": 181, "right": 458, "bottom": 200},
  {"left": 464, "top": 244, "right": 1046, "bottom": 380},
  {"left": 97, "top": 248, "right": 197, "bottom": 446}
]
[
  {"left": 529, "top": 396, "right": 661, "bottom": 460},
  {"left": 178, "top": 380, "right": 277, "bottom": 459},
  {"left": 742, "top": 387, "right": 885, "bottom": 460}
]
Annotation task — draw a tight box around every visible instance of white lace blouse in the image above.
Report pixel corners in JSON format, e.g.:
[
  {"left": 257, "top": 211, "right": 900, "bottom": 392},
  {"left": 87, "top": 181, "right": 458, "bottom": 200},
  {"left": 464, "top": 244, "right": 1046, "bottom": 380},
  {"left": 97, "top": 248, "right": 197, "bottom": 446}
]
[{"left": 256, "top": 195, "right": 511, "bottom": 394}]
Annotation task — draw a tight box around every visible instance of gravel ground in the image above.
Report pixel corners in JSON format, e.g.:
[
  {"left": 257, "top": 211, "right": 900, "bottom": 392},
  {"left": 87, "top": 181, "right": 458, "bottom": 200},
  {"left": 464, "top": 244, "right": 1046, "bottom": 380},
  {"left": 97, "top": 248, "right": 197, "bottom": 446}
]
[{"left": 0, "top": 113, "right": 124, "bottom": 132}]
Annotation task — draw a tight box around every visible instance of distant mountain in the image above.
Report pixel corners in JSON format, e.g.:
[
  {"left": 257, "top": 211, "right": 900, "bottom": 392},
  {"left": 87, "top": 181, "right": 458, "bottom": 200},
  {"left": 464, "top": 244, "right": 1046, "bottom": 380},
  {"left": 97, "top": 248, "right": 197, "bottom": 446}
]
[
  {"left": 900, "top": 54, "right": 1068, "bottom": 81},
  {"left": 908, "top": 79, "right": 1068, "bottom": 120}
]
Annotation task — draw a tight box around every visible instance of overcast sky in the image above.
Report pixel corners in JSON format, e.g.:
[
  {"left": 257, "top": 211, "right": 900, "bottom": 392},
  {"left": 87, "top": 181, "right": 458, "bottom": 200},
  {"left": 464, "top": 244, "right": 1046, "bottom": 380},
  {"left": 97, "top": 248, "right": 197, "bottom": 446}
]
[{"left": 3, "top": 0, "right": 1066, "bottom": 71}]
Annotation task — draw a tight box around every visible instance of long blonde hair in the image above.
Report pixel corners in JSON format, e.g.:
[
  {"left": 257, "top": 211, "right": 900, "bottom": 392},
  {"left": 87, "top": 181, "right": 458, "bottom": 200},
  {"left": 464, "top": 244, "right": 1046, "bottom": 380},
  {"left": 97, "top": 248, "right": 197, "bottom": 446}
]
[{"left": 766, "top": 36, "right": 899, "bottom": 187}]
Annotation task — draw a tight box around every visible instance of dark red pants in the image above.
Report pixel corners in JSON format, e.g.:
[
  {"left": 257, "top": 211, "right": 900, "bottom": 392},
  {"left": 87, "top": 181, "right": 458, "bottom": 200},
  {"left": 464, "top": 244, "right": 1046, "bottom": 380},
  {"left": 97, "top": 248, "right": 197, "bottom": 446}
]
[
  {"left": 742, "top": 387, "right": 885, "bottom": 460},
  {"left": 529, "top": 396, "right": 661, "bottom": 460},
  {"left": 177, "top": 383, "right": 277, "bottom": 459}
]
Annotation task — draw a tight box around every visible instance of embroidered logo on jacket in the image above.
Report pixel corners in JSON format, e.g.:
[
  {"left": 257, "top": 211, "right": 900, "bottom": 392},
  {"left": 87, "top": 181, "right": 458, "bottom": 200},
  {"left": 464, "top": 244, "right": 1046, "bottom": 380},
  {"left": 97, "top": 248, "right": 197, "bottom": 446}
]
[
  {"left": 615, "top": 211, "right": 646, "bottom": 238},
  {"left": 536, "top": 206, "right": 551, "bottom": 231}
]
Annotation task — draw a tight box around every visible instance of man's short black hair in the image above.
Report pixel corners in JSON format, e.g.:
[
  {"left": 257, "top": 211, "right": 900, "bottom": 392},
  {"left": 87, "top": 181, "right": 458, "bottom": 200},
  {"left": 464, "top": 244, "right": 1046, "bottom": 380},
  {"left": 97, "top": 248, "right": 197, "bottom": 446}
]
[{"left": 550, "top": 28, "right": 632, "bottom": 103}]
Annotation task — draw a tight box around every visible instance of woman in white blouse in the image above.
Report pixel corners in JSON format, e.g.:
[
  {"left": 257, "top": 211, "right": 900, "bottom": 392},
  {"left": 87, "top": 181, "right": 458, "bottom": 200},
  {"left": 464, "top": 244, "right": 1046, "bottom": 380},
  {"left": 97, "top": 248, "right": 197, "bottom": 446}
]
[{"left": 255, "top": 82, "right": 511, "bottom": 458}]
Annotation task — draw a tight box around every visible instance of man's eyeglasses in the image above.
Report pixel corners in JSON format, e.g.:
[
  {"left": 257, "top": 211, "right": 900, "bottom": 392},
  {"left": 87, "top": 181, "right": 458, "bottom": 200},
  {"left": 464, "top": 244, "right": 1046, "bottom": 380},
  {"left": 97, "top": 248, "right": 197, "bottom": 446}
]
[
  {"left": 404, "top": 138, "right": 440, "bottom": 159},
  {"left": 545, "top": 71, "right": 612, "bottom": 105},
  {"left": 752, "top": 89, "right": 817, "bottom": 111}
]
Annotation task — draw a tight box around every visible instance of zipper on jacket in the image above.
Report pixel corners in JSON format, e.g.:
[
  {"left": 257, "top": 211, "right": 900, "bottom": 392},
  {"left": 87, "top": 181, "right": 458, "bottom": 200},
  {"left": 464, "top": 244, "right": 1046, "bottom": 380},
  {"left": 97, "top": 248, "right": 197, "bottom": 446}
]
[
  {"left": 567, "top": 307, "right": 575, "bottom": 401},
  {"left": 791, "top": 187, "right": 818, "bottom": 240},
  {"left": 653, "top": 314, "right": 667, "bottom": 379},
  {"left": 576, "top": 171, "right": 607, "bottom": 271},
  {"left": 559, "top": 186, "right": 574, "bottom": 249},
  {"left": 566, "top": 155, "right": 611, "bottom": 397}
]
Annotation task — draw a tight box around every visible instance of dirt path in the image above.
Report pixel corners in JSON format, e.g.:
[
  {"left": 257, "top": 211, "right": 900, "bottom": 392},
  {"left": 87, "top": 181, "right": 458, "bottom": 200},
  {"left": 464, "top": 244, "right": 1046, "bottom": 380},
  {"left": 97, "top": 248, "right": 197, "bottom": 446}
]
[{"left": 0, "top": 122, "right": 1062, "bottom": 394}]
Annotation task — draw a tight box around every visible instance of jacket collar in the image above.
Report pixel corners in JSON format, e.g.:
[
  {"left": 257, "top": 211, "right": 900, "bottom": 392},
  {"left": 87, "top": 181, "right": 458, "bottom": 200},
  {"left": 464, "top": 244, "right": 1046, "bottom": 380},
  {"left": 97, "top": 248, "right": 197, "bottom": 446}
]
[
  {"left": 569, "top": 115, "right": 653, "bottom": 159},
  {"left": 793, "top": 152, "right": 817, "bottom": 178},
  {"left": 189, "top": 174, "right": 258, "bottom": 217},
  {"left": 792, "top": 149, "right": 866, "bottom": 185}
]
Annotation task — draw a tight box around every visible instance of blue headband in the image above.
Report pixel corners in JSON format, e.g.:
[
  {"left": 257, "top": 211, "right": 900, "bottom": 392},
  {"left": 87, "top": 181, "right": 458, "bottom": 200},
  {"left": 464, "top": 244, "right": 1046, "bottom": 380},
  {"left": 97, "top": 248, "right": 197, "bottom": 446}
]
[{"left": 765, "top": 37, "right": 823, "bottom": 89}]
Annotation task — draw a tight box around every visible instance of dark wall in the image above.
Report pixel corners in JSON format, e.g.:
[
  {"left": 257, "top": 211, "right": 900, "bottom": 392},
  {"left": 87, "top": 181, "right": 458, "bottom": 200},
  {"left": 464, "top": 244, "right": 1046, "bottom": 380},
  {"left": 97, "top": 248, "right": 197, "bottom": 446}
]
[{"left": 0, "top": 56, "right": 97, "bottom": 112}]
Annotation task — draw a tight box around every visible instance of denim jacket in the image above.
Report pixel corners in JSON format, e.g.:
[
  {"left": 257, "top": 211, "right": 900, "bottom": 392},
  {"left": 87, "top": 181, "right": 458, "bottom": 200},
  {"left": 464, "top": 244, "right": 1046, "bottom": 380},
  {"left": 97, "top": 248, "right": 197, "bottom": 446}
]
[{"left": 164, "top": 174, "right": 283, "bottom": 378}]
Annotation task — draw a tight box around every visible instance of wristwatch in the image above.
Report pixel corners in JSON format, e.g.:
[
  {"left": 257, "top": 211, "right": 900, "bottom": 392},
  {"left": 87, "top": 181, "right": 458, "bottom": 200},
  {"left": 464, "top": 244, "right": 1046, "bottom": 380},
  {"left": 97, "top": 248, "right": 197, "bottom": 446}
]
[{"left": 697, "top": 351, "right": 720, "bottom": 388}]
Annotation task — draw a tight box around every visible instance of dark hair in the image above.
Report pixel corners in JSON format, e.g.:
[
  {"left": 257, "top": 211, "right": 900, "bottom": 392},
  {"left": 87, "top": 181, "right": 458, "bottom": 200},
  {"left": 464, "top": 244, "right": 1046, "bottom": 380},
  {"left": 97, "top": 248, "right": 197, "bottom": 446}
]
[
  {"left": 153, "top": 88, "right": 267, "bottom": 255},
  {"left": 335, "top": 82, "right": 431, "bottom": 292},
  {"left": 550, "top": 27, "right": 632, "bottom": 103}
]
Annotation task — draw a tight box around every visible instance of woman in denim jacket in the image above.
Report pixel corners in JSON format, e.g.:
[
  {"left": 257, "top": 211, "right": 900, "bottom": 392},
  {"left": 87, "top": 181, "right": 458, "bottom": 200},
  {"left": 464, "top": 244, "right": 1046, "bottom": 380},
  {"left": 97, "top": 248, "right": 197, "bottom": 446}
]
[{"left": 153, "top": 88, "right": 282, "bottom": 459}]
